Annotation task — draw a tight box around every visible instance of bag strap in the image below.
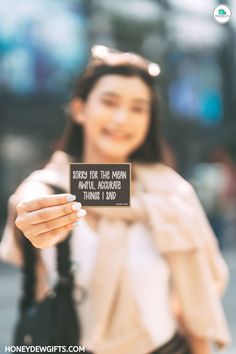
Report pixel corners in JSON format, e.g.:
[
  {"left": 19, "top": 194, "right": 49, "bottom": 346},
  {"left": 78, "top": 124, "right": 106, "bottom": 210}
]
[{"left": 19, "top": 184, "right": 74, "bottom": 313}]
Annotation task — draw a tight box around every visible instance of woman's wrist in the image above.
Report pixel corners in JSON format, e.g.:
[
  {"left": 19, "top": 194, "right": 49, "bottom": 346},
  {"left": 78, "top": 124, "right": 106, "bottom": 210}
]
[{"left": 188, "top": 336, "right": 213, "bottom": 354}]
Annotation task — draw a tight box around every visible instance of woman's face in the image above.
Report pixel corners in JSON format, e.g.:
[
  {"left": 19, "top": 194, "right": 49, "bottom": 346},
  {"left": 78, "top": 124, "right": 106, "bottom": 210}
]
[{"left": 73, "top": 74, "right": 152, "bottom": 162}]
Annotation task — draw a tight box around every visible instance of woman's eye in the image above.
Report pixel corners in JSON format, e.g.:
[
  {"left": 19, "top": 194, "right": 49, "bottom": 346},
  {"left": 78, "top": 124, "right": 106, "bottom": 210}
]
[
  {"left": 132, "top": 106, "right": 147, "bottom": 113},
  {"left": 101, "top": 99, "right": 117, "bottom": 107}
]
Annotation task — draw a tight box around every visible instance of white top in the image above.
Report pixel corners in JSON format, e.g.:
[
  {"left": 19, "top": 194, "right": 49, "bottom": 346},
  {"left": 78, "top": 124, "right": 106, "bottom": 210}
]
[{"left": 41, "top": 220, "right": 177, "bottom": 350}]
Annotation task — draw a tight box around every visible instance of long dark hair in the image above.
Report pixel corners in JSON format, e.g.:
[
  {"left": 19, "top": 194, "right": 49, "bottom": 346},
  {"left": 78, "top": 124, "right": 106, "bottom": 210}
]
[{"left": 60, "top": 64, "right": 164, "bottom": 163}]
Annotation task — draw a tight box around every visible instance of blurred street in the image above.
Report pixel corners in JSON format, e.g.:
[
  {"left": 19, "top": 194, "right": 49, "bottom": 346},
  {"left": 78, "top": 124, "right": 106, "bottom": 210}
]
[{"left": 0, "top": 247, "right": 235, "bottom": 354}]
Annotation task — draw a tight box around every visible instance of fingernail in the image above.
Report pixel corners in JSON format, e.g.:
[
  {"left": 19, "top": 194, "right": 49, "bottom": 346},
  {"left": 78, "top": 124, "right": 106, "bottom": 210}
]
[
  {"left": 67, "top": 194, "right": 76, "bottom": 202},
  {"left": 73, "top": 221, "right": 82, "bottom": 228},
  {"left": 77, "top": 209, "right": 86, "bottom": 217},
  {"left": 72, "top": 202, "right": 82, "bottom": 211}
]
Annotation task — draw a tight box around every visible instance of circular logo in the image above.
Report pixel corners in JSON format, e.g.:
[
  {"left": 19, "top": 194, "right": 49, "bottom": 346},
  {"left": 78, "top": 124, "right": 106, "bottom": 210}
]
[{"left": 214, "top": 5, "right": 231, "bottom": 24}]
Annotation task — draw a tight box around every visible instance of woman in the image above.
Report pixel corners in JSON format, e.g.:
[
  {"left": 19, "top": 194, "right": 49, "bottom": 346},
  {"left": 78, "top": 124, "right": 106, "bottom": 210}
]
[{"left": 0, "top": 46, "right": 231, "bottom": 354}]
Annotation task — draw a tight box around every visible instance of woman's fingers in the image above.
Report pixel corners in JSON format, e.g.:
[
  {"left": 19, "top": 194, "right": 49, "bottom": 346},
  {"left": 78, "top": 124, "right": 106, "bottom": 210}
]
[
  {"left": 26, "top": 209, "right": 86, "bottom": 238},
  {"left": 30, "top": 223, "right": 76, "bottom": 249},
  {"left": 16, "top": 194, "right": 76, "bottom": 213},
  {"left": 26, "top": 202, "right": 82, "bottom": 225}
]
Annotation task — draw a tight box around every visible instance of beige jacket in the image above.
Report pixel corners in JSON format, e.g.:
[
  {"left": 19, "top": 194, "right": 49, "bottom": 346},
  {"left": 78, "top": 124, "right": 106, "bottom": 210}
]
[{"left": 0, "top": 150, "right": 231, "bottom": 354}]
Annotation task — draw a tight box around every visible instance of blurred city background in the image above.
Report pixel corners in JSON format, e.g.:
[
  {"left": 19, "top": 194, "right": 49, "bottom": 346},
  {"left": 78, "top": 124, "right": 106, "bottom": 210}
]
[{"left": 0, "top": 0, "right": 235, "bottom": 353}]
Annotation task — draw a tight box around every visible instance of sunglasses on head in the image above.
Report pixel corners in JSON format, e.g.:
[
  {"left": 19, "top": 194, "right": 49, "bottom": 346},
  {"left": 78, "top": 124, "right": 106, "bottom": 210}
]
[{"left": 89, "top": 45, "right": 161, "bottom": 77}]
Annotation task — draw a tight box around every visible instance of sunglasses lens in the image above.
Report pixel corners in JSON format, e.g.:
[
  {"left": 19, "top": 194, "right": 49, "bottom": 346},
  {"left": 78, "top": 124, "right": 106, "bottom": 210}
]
[
  {"left": 92, "top": 45, "right": 110, "bottom": 59},
  {"left": 148, "top": 63, "right": 161, "bottom": 76},
  {"left": 91, "top": 45, "right": 160, "bottom": 77}
]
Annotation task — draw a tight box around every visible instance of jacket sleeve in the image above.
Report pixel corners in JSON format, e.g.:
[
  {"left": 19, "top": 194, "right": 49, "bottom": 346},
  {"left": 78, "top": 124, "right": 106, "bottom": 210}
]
[
  {"left": 165, "top": 184, "right": 231, "bottom": 348},
  {"left": 187, "top": 185, "right": 229, "bottom": 296},
  {"left": 0, "top": 180, "right": 52, "bottom": 266},
  {"left": 0, "top": 194, "right": 23, "bottom": 266}
]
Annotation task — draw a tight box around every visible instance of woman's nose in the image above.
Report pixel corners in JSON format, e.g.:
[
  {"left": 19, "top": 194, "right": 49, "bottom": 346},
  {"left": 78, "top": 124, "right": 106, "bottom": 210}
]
[{"left": 112, "top": 108, "right": 129, "bottom": 123}]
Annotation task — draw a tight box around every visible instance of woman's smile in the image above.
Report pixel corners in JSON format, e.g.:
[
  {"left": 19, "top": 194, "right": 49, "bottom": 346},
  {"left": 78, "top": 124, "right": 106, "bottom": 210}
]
[{"left": 102, "top": 127, "right": 132, "bottom": 141}]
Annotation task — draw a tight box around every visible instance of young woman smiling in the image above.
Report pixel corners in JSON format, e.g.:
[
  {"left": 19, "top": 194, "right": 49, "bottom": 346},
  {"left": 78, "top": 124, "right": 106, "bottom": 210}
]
[{"left": 0, "top": 46, "right": 231, "bottom": 354}]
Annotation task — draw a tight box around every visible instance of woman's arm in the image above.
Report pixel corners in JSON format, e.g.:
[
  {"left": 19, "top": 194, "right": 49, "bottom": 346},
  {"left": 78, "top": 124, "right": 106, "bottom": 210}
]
[
  {"left": 0, "top": 181, "right": 52, "bottom": 265},
  {"left": 188, "top": 336, "right": 212, "bottom": 354},
  {"left": 172, "top": 294, "right": 213, "bottom": 354}
]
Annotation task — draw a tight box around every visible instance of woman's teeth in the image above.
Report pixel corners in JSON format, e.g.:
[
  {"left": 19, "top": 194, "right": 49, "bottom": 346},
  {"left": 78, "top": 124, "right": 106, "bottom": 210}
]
[{"left": 104, "top": 129, "right": 129, "bottom": 139}]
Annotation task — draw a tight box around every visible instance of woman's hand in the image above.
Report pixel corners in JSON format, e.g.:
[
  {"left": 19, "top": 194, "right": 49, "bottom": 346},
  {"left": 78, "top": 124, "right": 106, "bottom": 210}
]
[
  {"left": 15, "top": 194, "right": 86, "bottom": 249},
  {"left": 188, "top": 336, "right": 213, "bottom": 354}
]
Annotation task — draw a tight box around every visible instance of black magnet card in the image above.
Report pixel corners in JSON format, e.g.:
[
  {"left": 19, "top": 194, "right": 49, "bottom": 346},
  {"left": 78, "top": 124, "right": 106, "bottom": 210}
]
[{"left": 70, "top": 163, "right": 131, "bottom": 207}]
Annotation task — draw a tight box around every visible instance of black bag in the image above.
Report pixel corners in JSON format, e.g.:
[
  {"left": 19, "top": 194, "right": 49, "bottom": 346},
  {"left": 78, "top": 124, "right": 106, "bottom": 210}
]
[{"left": 13, "top": 185, "right": 81, "bottom": 346}]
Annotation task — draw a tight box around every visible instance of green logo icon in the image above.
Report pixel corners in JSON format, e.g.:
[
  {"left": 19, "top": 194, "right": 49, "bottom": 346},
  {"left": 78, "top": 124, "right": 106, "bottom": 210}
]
[
  {"left": 218, "top": 9, "right": 226, "bottom": 15},
  {"left": 214, "top": 5, "right": 231, "bottom": 24}
]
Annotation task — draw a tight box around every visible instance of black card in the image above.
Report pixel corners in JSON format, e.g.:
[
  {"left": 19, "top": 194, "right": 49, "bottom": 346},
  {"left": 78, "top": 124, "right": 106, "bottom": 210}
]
[{"left": 70, "top": 163, "right": 131, "bottom": 207}]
